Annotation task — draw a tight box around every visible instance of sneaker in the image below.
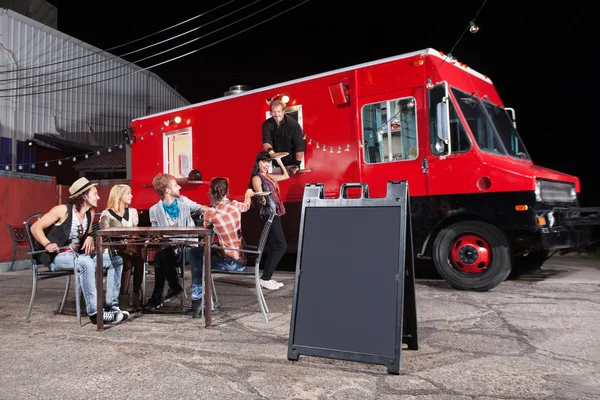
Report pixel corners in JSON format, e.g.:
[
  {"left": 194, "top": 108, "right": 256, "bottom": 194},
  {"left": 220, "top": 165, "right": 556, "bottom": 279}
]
[
  {"left": 165, "top": 285, "right": 183, "bottom": 301},
  {"left": 108, "top": 305, "right": 130, "bottom": 320},
  {"left": 143, "top": 296, "right": 163, "bottom": 310},
  {"left": 89, "top": 310, "right": 123, "bottom": 325},
  {"left": 271, "top": 280, "right": 284, "bottom": 288},
  {"left": 260, "top": 279, "right": 280, "bottom": 290}
]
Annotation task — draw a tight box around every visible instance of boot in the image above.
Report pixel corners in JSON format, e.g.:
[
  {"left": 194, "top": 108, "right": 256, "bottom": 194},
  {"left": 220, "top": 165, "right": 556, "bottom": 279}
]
[
  {"left": 132, "top": 292, "right": 142, "bottom": 312},
  {"left": 118, "top": 293, "right": 130, "bottom": 308}
]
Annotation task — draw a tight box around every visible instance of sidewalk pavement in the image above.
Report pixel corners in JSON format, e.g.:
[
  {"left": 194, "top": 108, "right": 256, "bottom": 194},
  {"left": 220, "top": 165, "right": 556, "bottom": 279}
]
[{"left": 0, "top": 255, "right": 599, "bottom": 399}]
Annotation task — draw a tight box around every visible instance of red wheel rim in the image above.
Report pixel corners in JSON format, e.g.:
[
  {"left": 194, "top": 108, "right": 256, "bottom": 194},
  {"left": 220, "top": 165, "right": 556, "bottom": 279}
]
[{"left": 449, "top": 234, "right": 491, "bottom": 274}]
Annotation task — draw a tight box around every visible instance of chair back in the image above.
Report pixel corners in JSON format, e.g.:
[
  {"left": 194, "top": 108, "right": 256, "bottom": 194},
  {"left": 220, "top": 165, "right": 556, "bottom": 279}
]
[{"left": 23, "top": 213, "right": 45, "bottom": 258}]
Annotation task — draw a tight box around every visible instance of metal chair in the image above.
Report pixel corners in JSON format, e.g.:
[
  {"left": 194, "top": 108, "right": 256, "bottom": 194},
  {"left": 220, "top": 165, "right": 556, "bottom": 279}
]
[
  {"left": 207, "top": 211, "right": 275, "bottom": 323},
  {"left": 23, "top": 213, "right": 83, "bottom": 327},
  {"left": 6, "top": 224, "right": 30, "bottom": 271}
]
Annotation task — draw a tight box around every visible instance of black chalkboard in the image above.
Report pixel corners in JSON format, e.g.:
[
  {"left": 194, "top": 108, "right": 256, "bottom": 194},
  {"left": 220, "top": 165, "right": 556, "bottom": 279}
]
[{"left": 287, "top": 181, "right": 417, "bottom": 374}]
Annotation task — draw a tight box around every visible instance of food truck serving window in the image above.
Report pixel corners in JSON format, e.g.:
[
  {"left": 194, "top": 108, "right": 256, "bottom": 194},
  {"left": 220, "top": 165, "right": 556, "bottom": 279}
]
[
  {"left": 163, "top": 128, "right": 192, "bottom": 178},
  {"left": 361, "top": 97, "right": 418, "bottom": 164}
]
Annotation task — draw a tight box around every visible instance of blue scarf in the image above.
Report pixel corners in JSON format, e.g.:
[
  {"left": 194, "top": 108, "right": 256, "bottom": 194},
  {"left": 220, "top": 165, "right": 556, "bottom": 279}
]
[{"left": 162, "top": 199, "right": 179, "bottom": 220}]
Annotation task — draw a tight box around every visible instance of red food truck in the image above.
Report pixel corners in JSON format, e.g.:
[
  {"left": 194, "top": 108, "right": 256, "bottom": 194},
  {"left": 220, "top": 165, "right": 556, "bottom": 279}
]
[{"left": 129, "top": 48, "right": 599, "bottom": 291}]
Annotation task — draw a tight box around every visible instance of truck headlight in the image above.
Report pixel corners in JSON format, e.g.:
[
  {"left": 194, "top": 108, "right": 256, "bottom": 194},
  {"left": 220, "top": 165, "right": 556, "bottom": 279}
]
[{"left": 535, "top": 180, "right": 542, "bottom": 202}]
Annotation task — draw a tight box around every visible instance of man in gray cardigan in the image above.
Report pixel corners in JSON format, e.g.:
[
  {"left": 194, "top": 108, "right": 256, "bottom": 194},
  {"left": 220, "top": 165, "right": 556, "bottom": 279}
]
[{"left": 143, "top": 173, "right": 209, "bottom": 310}]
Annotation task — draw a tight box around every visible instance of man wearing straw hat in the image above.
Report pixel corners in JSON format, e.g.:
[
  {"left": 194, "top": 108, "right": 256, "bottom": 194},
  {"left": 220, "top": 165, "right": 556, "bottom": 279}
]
[{"left": 31, "top": 177, "right": 126, "bottom": 325}]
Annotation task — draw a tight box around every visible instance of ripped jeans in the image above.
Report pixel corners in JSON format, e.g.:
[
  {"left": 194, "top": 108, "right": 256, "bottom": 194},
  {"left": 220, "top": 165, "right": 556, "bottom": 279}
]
[{"left": 51, "top": 251, "right": 123, "bottom": 317}]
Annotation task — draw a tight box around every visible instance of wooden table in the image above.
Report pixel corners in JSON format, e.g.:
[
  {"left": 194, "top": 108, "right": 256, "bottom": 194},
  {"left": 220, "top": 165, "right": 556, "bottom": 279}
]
[{"left": 95, "top": 226, "right": 213, "bottom": 330}]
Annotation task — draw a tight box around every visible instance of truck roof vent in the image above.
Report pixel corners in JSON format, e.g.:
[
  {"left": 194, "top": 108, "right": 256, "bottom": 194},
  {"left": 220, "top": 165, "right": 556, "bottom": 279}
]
[{"left": 224, "top": 85, "right": 251, "bottom": 96}]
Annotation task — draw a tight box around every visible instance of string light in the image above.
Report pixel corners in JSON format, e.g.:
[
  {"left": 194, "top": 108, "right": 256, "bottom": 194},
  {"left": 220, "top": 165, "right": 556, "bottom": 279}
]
[
  {"left": 426, "top": 0, "right": 488, "bottom": 88},
  {"left": 0, "top": 139, "right": 130, "bottom": 171}
]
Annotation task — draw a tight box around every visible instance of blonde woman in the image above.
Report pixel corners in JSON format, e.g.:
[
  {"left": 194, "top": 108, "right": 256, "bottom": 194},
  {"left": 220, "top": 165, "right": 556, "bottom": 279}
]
[{"left": 100, "top": 184, "right": 144, "bottom": 311}]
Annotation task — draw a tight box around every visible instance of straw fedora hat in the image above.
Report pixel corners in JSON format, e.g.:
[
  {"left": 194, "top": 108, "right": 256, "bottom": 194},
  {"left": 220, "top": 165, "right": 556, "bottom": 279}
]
[{"left": 69, "top": 177, "right": 98, "bottom": 199}]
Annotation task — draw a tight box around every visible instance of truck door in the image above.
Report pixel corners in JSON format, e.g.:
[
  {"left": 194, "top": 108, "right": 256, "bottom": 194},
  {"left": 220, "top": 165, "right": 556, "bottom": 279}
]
[
  {"left": 359, "top": 90, "right": 427, "bottom": 198},
  {"left": 425, "top": 82, "right": 476, "bottom": 199}
]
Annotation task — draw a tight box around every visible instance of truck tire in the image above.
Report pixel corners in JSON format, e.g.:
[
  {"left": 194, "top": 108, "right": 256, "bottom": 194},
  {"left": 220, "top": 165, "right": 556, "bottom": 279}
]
[{"left": 432, "top": 221, "right": 511, "bottom": 291}]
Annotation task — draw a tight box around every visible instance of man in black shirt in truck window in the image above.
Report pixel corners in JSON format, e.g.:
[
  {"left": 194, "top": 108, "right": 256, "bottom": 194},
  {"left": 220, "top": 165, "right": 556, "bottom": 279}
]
[{"left": 262, "top": 99, "right": 306, "bottom": 174}]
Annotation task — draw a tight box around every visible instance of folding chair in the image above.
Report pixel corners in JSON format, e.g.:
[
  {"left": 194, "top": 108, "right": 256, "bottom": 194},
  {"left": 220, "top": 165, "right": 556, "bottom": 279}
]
[
  {"left": 207, "top": 211, "right": 275, "bottom": 323},
  {"left": 23, "top": 213, "right": 83, "bottom": 327}
]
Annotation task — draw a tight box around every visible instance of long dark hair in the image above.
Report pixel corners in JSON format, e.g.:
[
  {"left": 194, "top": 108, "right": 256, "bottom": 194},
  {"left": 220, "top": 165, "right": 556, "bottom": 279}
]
[{"left": 248, "top": 151, "right": 272, "bottom": 189}]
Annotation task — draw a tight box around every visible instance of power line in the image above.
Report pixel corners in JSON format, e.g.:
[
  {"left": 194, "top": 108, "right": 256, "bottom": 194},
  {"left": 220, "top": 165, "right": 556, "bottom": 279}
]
[
  {"left": 1, "top": 0, "right": 281, "bottom": 93},
  {"left": 0, "top": 0, "right": 312, "bottom": 99},
  {"left": 0, "top": 0, "right": 262, "bottom": 85},
  {"left": 428, "top": 0, "right": 489, "bottom": 82},
  {"left": 0, "top": 0, "right": 238, "bottom": 74}
]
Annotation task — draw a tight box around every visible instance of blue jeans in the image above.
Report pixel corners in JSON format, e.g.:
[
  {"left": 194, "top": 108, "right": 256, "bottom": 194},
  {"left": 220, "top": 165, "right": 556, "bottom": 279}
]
[
  {"left": 51, "top": 251, "right": 123, "bottom": 317},
  {"left": 190, "top": 247, "right": 245, "bottom": 300}
]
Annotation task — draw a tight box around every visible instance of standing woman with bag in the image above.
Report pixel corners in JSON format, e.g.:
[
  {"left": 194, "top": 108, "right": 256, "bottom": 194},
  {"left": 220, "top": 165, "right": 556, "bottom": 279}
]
[
  {"left": 249, "top": 151, "right": 289, "bottom": 290},
  {"left": 100, "top": 184, "right": 145, "bottom": 311}
]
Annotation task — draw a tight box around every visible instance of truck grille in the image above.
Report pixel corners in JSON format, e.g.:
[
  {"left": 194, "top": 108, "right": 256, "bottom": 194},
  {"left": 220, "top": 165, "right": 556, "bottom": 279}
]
[{"left": 536, "top": 180, "right": 576, "bottom": 204}]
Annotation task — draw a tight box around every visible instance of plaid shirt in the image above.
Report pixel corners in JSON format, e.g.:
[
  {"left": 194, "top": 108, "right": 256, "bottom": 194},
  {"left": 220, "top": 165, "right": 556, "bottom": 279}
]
[{"left": 204, "top": 197, "right": 250, "bottom": 260}]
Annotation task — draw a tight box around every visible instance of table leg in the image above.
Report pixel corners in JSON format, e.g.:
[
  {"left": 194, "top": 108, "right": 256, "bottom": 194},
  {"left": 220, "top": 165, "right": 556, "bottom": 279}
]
[
  {"left": 96, "top": 235, "right": 103, "bottom": 331},
  {"left": 204, "top": 238, "right": 212, "bottom": 327}
]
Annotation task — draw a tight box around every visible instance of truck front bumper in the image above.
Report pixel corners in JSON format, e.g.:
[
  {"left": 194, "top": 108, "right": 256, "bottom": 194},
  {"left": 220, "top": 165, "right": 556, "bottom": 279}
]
[{"left": 538, "top": 207, "right": 600, "bottom": 251}]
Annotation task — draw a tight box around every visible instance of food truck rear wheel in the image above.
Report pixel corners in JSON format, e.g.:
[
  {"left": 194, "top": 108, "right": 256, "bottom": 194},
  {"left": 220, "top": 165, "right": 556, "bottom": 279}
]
[{"left": 432, "top": 221, "right": 511, "bottom": 291}]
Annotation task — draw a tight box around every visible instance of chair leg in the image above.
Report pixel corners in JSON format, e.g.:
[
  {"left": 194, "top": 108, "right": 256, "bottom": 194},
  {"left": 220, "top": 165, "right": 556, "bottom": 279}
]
[
  {"left": 74, "top": 272, "right": 81, "bottom": 328},
  {"left": 25, "top": 270, "right": 38, "bottom": 323},
  {"left": 58, "top": 275, "right": 71, "bottom": 314},
  {"left": 255, "top": 265, "right": 269, "bottom": 323},
  {"left": 141, "top": 261, "right": 147, "bottom": 304},
  {"left": 10, "top": 248, "right": 16, "bottom": 272},
  {"left": 211, "top": 274, "right": 218, "bottom": 304}
]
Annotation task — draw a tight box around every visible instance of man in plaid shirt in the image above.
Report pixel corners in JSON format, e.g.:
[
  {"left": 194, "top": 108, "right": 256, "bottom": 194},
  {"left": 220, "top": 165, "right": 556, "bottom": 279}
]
[{"left": 189, "top": 177, "right": 254, "bottom": 317}]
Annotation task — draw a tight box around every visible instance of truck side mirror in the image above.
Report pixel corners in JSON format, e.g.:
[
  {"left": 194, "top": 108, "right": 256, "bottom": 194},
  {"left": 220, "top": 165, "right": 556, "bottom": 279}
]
[{"left": 436, "top": 102, "right": 449, "bottom": 142}]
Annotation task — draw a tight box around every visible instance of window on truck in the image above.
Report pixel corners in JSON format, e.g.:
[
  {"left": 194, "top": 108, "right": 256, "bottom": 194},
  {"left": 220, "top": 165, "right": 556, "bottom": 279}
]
[
  {"left": 429, "top": 85, "right": 471, "bottom": 155},
  {"left": 163, "top": 128, "right": 192, "bottom": 178},
  {"left": 482, "top": 100, "right": 531, "bottom": 160},
  {"left": 451, "top": 88, "right": 506, "bottom": 155},
  {"left": 361, "top": 97, "right": 418, "bottom": 164},
  {"left": 265, "top": 104, "right": 305, "bottom": 171}
]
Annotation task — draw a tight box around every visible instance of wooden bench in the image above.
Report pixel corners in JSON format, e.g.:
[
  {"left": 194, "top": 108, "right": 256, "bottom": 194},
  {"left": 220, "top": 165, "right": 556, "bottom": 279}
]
[{"left": 7, "top": 224, "right": 30, "bottom": 271}]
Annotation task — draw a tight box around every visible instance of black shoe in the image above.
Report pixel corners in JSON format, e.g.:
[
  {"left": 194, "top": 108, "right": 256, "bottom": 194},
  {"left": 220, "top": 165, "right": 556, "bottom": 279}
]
[
  {"left": 143, "top": 296, "right": 163, "bottom": 310},
  {"left": 186, "top": 299, "right": 202, "bottom": 318},
  {"left": 165, "top": 285, "right": 183, "bottom": 301}
]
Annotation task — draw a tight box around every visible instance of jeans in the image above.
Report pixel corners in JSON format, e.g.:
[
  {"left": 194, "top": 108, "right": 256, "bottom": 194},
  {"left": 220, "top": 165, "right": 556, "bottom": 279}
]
[
  {"left": 261, "top": 215, "right": 286, "bottom": 281},
  {"left": 51, "top": 251, "right": 123, "bottom": 317},
  {"left": 190, "top": 246, "right": 245, "bottom": 300},
  {"left": 151, "top": 245, "right": 183, "bottom": 299}
]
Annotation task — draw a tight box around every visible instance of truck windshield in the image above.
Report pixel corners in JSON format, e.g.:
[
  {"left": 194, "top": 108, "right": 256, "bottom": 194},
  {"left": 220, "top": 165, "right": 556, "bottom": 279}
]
[
  {"left": 451, "top": 88, "right": 531, "bottom": 160},
  {"left": 482, "top": 100, "right": 531, "bottom": 160}
]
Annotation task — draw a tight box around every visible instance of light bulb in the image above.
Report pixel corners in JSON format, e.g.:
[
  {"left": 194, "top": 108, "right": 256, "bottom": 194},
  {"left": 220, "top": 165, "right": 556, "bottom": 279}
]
[
  {"left": 44, "top": 162, "right": 49, "bottom": 167},
  {"left": 469, "top": 22, "right": 479, "bottom": 33}
]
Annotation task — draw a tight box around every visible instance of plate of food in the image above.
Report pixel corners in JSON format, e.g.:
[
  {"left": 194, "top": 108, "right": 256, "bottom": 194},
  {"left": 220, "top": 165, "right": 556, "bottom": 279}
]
[
  {"left": 270, "top": 151, "right": 289, "bottom": 159},
  {"left": 253, "top": 191, "right": 271, "bottom": 196}
]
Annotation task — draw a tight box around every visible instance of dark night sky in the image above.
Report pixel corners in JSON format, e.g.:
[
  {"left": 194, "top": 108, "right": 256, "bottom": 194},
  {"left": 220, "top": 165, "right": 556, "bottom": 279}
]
[{"left": 47, "top": 0, "right": 598, "bottom": 205}]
